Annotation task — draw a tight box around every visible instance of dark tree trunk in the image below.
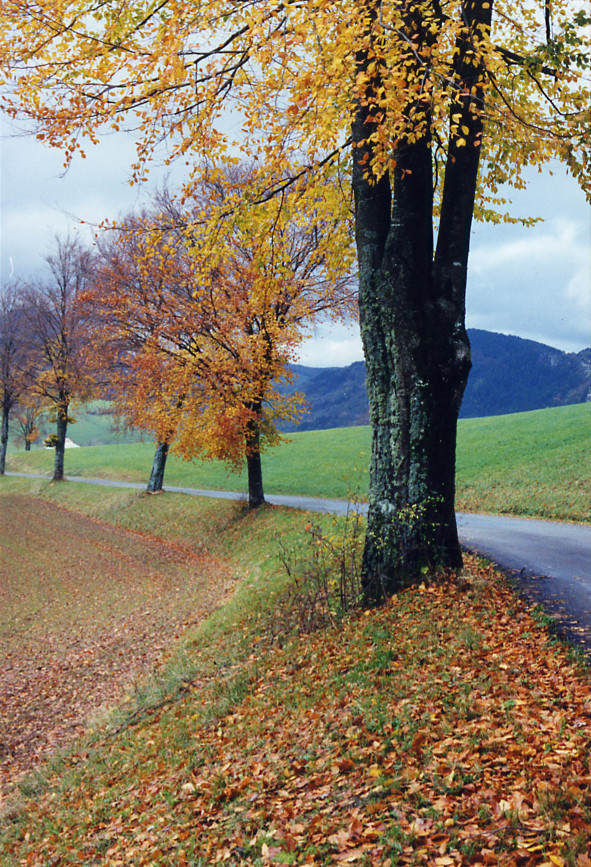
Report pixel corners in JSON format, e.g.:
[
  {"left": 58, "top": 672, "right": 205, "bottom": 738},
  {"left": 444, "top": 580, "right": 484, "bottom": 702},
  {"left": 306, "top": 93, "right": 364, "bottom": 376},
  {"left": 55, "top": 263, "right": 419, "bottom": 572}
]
[
  {"left": 246, "top": 449, "right": 265, "bottom": 509},
  {"left": 0, "top": 403, "right": 9, "bottom": 475},
  {"left": 245, "top": 406, "right": 265, "bottom": 509},
  {"left": 53, "top": 400, "right": 68, "bottom": 482},
  {"left": 353, "top": 0, "right": 491, "bottom": 603},
  {"left": 25, "top": 436, "right": 32, "bottom": 452},
  {"left": 147, "top": 439, "right": 169, "bottom": 492}
]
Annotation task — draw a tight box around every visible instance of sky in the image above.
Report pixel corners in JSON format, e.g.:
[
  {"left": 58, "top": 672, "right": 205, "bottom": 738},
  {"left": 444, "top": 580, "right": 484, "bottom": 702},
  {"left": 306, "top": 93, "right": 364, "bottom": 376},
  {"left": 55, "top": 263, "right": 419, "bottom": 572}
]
[{"left": 1, "top": 115, "right": 590, "bottom": 368}]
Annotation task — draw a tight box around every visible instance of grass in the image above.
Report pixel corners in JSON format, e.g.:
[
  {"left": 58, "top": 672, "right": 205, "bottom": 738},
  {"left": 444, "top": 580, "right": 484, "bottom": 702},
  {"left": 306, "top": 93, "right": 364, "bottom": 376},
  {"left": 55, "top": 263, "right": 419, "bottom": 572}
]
[
  {"left": 6, "top": 402, "right": 591, "bottom": 522},
  {"left": 1, "top": 476, "right": 590, "bottom": 865},
  {"left": 455, "top": 403, "right": 591, "bottom": 522},
  {"left": 6, "top": 401, "right": 142, "bottom": 452},
  {"left": 64, "top": 400, "right": 143, "bottom": 447}
]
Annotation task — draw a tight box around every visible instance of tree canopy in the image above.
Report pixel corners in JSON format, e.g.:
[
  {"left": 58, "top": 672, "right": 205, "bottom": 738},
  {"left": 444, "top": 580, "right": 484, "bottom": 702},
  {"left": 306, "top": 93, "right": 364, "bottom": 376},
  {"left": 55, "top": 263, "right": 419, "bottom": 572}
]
[
  {"left": 1, "top": 0, "right": 588, "bottom": 201},
  {"left": 85, "top": 174, "right": 355, "bottom": 504},
  {"left": 23, "top": 235, "right": 95, "bottom": 480}
]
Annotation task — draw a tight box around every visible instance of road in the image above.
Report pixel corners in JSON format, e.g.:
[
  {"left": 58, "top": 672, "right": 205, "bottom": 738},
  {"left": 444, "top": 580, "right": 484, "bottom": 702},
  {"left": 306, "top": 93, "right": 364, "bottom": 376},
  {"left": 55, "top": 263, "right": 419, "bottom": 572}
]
[{"left": 7, "top": 471, "right": 591, "bottom": 656}]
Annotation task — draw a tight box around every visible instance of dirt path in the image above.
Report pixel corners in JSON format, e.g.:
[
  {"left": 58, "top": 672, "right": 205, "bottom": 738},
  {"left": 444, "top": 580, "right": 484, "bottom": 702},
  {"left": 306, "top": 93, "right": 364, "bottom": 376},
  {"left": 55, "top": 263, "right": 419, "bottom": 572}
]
[{"left": 0, "top": 494, "right": 237, "bottom": 797}]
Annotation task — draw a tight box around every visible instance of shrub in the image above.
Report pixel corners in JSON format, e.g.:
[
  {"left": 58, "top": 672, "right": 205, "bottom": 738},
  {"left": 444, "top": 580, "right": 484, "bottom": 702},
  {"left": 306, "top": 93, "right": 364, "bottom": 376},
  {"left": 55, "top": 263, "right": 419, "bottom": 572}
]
[{"left": 276, "top": 503, "right": 365, "bottom": 634}]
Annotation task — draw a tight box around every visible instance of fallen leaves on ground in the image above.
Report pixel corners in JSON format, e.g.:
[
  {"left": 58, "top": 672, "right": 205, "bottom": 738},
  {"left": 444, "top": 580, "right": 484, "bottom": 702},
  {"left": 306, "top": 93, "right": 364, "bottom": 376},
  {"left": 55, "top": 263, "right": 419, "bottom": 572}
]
[
  {"left": 0, "top": 494, "right": 239, "bottom": 794},
  {"left": 1, "top": 502, "right": 590, "bottom": 866}
]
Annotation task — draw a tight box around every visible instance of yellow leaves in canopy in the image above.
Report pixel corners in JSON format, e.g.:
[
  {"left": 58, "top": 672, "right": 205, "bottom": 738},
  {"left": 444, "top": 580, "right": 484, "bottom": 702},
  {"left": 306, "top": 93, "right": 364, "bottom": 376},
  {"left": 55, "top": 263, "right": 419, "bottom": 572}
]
[{"left": 0, "top": 0, "right": 588, "bottom": 211}]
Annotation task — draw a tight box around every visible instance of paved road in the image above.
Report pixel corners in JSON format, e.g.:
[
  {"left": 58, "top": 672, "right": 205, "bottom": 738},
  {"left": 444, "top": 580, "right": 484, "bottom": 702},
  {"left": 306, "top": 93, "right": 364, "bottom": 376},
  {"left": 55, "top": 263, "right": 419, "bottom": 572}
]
[
  {"left": 7, "top": 471, "right": 591, "bottom": 655},
  {"left": 456, "top": 512, "right": 591, "bottom": 656}
]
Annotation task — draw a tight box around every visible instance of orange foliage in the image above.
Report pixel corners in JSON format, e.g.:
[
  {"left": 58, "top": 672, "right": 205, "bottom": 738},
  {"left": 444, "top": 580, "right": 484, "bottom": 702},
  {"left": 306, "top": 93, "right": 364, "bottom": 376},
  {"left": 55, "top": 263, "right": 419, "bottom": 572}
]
[{"left": 85, "top": 172, "right": 355, "bottom": 467}]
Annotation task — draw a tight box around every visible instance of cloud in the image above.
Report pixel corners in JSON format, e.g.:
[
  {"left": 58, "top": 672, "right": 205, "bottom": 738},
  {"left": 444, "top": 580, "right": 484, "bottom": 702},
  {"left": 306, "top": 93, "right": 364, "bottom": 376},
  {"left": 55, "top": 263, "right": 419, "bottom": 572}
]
[
  {"left": 0, "top": 120, "right": 172, "bottom": 282},
  {"left": 297, "top": 322, "right": 364, "bottom": 368},
  {"left": 467, "top": 217, "right": 591, "bottom": 352},
  {"left": 2, "top": 121, "right": 589, "bottom": 361}
]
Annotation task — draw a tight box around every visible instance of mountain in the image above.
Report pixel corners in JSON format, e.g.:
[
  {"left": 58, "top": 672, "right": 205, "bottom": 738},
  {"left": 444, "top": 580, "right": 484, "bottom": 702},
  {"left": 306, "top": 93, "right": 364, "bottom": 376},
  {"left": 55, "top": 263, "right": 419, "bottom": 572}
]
[{"left": 280, "top": 330, "right": 591, "bottom": 432}]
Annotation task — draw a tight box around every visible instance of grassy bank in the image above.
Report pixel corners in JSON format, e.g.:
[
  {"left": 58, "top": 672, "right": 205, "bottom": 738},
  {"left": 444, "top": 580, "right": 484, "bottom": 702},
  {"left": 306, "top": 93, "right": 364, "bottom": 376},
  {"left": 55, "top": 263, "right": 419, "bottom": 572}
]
[
  {"left": 6, "top": 403, "right": 590, "bottom": 522},
  {"left": 1, "top": 477, "right": 590, "bottom": 865}
]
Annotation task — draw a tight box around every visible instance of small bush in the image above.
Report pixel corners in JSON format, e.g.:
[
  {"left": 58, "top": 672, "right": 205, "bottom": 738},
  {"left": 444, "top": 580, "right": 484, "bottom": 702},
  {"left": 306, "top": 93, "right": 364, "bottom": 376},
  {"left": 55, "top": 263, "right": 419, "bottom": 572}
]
[{"left": 276, "top": 503, "right": 365, "bottom": 634}]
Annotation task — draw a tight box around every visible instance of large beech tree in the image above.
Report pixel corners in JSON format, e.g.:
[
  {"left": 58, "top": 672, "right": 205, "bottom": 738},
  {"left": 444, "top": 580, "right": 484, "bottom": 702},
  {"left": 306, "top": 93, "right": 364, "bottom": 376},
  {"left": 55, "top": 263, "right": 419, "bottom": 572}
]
[
  {"left": 1, "top": 0, "right": 589, "bottom": 593},
  {"left": 0, "top": 284, "right": 27, "bottom": 475}
]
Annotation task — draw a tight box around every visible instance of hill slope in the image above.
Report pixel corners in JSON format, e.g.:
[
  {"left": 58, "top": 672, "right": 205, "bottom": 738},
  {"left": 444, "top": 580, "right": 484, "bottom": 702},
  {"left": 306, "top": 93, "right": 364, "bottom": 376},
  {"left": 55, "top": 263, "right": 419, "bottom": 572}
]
[
  {"left": 1, "top": 480, "right": 590, "bottom": 866},
  {"left": 283, "top": 330, "right": 591, "bottom": 431},
  {"left": 6, "top": 403, "right": 590, "bottom": 523},
  {"left": 25, "top": 331, "right": 588, "bottom": 444}
]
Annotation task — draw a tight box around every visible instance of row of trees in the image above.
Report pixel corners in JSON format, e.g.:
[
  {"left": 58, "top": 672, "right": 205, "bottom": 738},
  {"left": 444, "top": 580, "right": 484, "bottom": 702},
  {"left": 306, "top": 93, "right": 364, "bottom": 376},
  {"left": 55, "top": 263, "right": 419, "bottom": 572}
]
[
  {"left": 0, "top": 173, "right": 356, "bottom": 505},
  {"left": 1, "top": 0, "right": 589, "bottom": 594}
]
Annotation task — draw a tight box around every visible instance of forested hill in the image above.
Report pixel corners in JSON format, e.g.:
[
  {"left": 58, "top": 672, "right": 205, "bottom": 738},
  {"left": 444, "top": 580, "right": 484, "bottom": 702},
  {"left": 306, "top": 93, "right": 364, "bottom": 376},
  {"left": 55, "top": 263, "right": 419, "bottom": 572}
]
[{"left": 282, "top": 329, "right": 591, "bottom": 432}]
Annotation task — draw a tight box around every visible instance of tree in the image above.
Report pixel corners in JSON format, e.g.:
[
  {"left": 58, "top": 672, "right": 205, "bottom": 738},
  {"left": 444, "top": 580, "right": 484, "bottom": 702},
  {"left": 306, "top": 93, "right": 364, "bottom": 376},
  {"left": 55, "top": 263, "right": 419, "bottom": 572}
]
[
  {"left": 13, "top": 396, "right": 46, "bottom": 451},
  {"left": 24, "top": 235, "right": 94, "bottom": 481},
  {"left": 1, "top": 0, "right": 589, "bottom": 590},
  {"left": 86, "top": 177, "right": 355, "bottom": 506},
  {"left": 0, "top": 283, "right": 27, "bottom": 474}
]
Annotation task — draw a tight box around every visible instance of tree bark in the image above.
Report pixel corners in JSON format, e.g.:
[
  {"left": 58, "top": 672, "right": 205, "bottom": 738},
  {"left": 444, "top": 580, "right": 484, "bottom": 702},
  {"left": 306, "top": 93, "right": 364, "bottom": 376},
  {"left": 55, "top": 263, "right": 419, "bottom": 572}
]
[
  {"left": 246, "top": 449, "right": 265, "bottom": 509},
  {"left": 147, "top": 439, "right": 169, "bottom": 492},
  {"left": 245, "top": 406, "right": 265, "bottom": 508},
  {"left": 0, "top": 403, "right": 9, "bottom": 475},
  {"left": 53, "top": 399, "right": 68, "bottom": 481},
  {"left": 354, "top": 0, "right": 490, "bottom": 603}
]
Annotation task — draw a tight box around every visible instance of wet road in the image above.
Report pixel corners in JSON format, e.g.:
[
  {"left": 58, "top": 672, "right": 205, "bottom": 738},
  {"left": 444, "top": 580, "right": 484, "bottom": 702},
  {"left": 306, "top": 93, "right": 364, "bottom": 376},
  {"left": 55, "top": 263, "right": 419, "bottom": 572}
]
[{"left": 456, "top": 512, "right": 591, "bottom": 656}]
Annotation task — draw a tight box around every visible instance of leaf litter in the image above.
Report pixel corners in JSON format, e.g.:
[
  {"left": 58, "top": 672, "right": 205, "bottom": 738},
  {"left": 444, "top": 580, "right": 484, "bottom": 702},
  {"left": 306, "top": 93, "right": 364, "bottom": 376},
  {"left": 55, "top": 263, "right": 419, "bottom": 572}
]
[
  {"left": 0, "top": 494, "right": 240, "bottom": 796},
  {"left": 0, "top": 495, "right": 590, "bottom": 866}
]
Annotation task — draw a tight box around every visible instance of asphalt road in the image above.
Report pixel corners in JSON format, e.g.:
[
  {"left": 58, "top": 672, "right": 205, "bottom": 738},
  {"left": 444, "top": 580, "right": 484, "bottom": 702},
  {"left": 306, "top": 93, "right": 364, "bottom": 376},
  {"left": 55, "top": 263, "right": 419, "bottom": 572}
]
[{"left": 7, "top": 471, "right": 591, "bottom": 656}]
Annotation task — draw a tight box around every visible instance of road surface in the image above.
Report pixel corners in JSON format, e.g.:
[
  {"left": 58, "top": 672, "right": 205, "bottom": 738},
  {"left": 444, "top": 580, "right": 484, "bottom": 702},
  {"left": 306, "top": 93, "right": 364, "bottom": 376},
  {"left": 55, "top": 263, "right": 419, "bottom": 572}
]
[{"left": 6, "top": 471, "right": 591, "bottom": 656}]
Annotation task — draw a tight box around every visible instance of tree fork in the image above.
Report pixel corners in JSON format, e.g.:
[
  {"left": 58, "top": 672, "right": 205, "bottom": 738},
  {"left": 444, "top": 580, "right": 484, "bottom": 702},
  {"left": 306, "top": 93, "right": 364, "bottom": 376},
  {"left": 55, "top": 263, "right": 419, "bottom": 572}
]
[{"left": 355, "top": 0, "right": 492, "bottom": 603}]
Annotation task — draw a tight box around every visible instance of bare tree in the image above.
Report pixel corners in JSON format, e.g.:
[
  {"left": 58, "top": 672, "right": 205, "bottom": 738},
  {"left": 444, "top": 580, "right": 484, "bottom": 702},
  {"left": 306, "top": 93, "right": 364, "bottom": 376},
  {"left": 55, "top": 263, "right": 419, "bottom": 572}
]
[
  {"left": 24, "top": 234, "right": 94, "bottom": 481},
  {"left": 0, "top": 283, "right": 28, "bottom": 475}
]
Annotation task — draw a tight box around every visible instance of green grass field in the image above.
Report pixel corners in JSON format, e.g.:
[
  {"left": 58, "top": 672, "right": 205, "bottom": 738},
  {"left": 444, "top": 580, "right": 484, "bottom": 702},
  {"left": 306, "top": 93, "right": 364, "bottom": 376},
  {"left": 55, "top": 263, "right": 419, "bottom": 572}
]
[
  {"left": 5, "top": 402, "right": 590, "bottom": 522},
  {"left": 6, "top": 401, "right": 142, "bottom": 452}
]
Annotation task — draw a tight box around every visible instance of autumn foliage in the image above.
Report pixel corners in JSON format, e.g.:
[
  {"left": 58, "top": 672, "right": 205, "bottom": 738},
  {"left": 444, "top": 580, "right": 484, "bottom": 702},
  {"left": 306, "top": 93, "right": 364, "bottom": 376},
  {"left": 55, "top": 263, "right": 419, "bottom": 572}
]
[
  {"left": 85, "top": 173, "right": 355, "bottom": 502},
  {"left": 0, "top": 0, "right": 587, "bottom": 198}
]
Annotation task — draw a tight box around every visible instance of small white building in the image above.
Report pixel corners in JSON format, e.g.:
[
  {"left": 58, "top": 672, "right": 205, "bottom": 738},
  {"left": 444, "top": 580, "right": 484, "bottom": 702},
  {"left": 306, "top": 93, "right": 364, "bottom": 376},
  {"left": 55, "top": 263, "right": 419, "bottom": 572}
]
[{"left": 44, "top": 437, "right": 80, "bottom": 449}]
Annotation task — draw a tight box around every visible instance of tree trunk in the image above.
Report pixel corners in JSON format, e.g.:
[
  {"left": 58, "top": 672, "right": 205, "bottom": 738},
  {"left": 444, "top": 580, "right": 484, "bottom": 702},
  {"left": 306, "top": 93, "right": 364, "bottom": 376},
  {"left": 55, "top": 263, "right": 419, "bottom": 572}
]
[
  {"left": 245, "top": 407, "right": 265, "bottom": 508},
  {"left": 53, "top": 400, "right": 68, "bottom": 481},
  {"left": 353, "top": 0, "right": 490, "bottom": 603},
  {"left": 0, "top": 403, "right": 9, "bottom": 475},
  {"left": 246, "top": 449, "right": 265, "bottom": 509},
  {"left": 147, "top": 439, "right": 169, "bottom": 492}
]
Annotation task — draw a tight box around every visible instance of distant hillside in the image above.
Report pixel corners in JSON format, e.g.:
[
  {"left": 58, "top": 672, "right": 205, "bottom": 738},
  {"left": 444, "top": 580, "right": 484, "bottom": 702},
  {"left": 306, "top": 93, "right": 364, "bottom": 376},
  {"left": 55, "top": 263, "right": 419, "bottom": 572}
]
[{"left": 281, "top": 329, "right": 591, "bottom": 431}]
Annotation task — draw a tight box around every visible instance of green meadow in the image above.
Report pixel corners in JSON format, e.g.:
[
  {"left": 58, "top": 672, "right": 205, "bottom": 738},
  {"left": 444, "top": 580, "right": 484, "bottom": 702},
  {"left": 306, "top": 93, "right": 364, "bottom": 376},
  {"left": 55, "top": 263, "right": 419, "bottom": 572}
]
[{"left": 5, "top": 402, "right": 590, "bottom": 522}]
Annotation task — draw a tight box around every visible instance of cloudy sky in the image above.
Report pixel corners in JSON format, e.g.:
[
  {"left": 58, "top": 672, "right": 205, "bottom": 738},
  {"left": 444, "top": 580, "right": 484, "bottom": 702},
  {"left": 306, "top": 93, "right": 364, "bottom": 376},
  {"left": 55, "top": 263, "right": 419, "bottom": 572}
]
[{"left": 1, "top": 115, "right": 589, "bottom": 367}]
